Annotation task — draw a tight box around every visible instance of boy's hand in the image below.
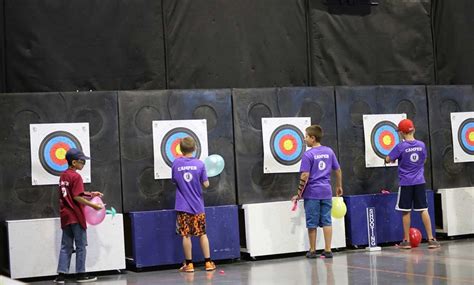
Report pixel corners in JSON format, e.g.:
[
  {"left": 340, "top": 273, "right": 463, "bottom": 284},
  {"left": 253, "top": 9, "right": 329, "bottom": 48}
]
[
  {"left": 336, "top": 187, "right": 343, "bottom": 197},
  {"left": 91, "top": 191, "right": 103, "bottom": 197},
  {"left": 291, "top": 195, "right": 299, "bottom": 202},
  {"left": 93, "top": 203, "right": 104, "bottom": 211}
]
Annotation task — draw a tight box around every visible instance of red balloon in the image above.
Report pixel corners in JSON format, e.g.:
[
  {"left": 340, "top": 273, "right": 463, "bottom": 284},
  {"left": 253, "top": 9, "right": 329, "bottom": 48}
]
[{"left": 409, "top": 228, "right": 422, "bottom": 247}]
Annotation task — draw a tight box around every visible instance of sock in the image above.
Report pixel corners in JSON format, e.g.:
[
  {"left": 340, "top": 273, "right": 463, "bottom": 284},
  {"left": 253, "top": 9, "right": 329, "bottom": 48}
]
[
  {"left": 186, "top": 259, "right": 192, "bottom": 265},
  {"left": 205, "top": 258, "right": 211, "bottom": 262}
]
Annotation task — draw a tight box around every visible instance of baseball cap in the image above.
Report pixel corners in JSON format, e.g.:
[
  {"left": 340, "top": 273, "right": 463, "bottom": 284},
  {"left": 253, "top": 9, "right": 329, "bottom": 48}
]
[
  {"left": 65, "top": 148, "right": 90, "bottom": 163},
  {"left": 398, "top": 119, "right": 415, "bottom": 133}
]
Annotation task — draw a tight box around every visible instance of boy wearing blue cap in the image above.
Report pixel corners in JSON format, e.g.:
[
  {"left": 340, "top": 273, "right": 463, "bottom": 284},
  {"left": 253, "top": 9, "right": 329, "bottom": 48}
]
[{"left": 54, "top": 148, "right": 103, "bottom": 283}]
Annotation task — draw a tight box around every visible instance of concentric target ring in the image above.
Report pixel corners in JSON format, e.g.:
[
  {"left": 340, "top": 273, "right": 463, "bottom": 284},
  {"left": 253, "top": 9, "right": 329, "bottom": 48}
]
[
  {"left": 160, "top": 127, "right": 201, "bottom": 167},
  {"left": 370, "top": 121, "right": 401, "bottom": 159},
  {"left": 38, "top": 131, "right": 83, "bottom": 176},
  {"left": 458, "top": 118, "right": 474, "bottom": 155},
  {"left": 269, "top": 124, "right": 305, "bottom": 165}
]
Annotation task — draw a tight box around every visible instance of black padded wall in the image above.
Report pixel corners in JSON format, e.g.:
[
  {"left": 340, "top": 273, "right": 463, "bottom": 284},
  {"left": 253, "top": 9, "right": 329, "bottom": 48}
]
[
  {"left": 233, "top": 87, "right": 337, "bottom": 204},
  {"left": 163, "top": 0, "right": 308, "bottom": 89},
  {"left": 0, "top": 0, "right": 5, "bottom": 92},
  {"left": 433, "top": 0, "right": 474, "bottom": 84},
  {"left": 308, "top": 0, "right": 434, "bottom": 85},
  {"left": 5, "top": 0, "right": 165, "bottom": 92},
  {"left": 427, "top": 86, "right": 474, "bottom": 190},
  {"left": 119, "top": 89, "right": 235, "bottom": 212},
  {"left": 336, "top": 86, "right": 431, "bottom": 195},
  {"left": 0, "top": 91, "right": 121, "bottom": 221}
]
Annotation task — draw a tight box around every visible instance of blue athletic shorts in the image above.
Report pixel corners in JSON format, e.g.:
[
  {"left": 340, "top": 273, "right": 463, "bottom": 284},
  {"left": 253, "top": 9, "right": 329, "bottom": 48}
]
[
  {"left": 304, "top": 199, "right": 332, "bottom": 228},
  {"left": 396, "top": 183, "right": 428, "bottom": 211}
]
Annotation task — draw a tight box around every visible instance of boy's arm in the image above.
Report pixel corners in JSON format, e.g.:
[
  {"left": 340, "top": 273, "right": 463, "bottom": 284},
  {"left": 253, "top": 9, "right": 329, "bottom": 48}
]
[
  {"left": 291, "top": 172, "right": 309, "bottom": 201},
  {"left": 74, "top": 196, "right": 103, "bottom": 210},
  {"left": 334, "top": 168, "right": 343, "bottom": 197}
]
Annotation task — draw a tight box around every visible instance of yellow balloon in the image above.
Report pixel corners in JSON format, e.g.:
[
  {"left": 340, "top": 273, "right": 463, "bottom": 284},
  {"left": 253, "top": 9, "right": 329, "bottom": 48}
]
[{"left": 331, "top": 197, "right": 347, "bottom": 219}]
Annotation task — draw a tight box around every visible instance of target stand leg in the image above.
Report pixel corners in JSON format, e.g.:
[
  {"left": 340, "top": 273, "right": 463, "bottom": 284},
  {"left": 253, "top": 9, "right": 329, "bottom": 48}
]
[{"left": 366, "top": 207, "right": 382, "bottom": 252}]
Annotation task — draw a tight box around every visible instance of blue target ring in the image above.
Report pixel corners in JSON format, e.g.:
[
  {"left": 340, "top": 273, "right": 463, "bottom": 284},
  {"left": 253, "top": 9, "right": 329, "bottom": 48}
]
[
  {"left": 270, "top": 124, "right": 305, "bottom": 165},
  {"left": 458, "top": 118, "right": 474, "bottom": 155},
  {"left": 39, "top": 131, "right": 83, "bottom": 176},
  {"left": 161, "top": 127, "right": 201, "bottom": 167},
  {"left": 370, "top": 121, "right": 401, "bottom": 158}
]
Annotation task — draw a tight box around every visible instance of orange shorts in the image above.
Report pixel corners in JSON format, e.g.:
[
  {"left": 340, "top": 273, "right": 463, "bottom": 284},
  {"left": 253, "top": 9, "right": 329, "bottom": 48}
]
[{"left": 176, "top": 212, "right": 206, "bottom": 237}]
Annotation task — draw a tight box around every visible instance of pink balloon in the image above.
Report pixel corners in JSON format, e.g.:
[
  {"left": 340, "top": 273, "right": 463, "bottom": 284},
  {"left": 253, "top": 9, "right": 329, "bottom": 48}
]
[{"left": 83, "top": 196, "right": 106, "bottom": 225}]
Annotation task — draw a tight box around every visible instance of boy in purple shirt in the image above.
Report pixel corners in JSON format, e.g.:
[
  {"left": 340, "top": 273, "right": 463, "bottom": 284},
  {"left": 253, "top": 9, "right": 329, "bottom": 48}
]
[
  {"left": 292, "top": 125, "right": 343, "bottom": 258},
  {"left": 171, "top": 137, "right": 216, "bottom": 272},
  {"left": 385, "top": 119, "right": 440, "bottom": 249}
]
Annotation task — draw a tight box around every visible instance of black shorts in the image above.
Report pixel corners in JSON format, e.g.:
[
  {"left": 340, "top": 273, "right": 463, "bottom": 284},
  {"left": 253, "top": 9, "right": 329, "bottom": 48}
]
[{"left": 396, "top": 184, "right": 428, "bottom": 211}]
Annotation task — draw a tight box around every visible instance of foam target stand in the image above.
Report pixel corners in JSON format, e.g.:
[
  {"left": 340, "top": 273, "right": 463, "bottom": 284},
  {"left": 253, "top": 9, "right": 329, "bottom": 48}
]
[
  {"left": 344, "top": 191, "right": 435, "bottom": 246},
  {"left": 4, "top": 215, "right": 125, "bottom": 279},
  {"left": 126, "top": 205, "right": 240, "bottom": 268}
]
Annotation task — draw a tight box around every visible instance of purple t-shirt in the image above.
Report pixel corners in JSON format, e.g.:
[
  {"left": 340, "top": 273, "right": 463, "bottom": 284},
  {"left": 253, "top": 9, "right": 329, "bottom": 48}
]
[
  {"left": 388, "top": 139, "right": 426, "bottom": 186},
  {"left": 299, "top": 146, "right": 340, "bottom": 200},
  {"left": 172, "top": 157, "right": 208, "bottom": 214}
]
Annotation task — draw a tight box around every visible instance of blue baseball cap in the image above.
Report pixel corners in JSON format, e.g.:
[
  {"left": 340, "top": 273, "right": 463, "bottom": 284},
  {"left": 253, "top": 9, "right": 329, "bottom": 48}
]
[{"left": 65, "top": 148, "right": 90, "bottom": 163}]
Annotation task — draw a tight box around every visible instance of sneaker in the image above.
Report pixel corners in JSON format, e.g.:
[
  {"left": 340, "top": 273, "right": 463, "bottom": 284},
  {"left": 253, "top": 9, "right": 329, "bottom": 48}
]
[
  {"left": 321, "top": 251, "right": 333, "bottom": 258},
  {"left": 53, "top": 273, "right": 66, "bottom": 284},
  {"left": 179, "top": 262, "right": 195, "bottom": 273},
  {"left": 305, "top": 251, "right": 318, "bottom": 259},
  {"left": 76, "top": 273, "right": 98, "bottom": 283},
  {"left": 428, "top": 239, "right": 440, "bottom": 249},
  {"left": 399, "top": 240, "right": 412, "bottom": 249},
  {"left": 205, "top": 261, "right": 216, "bottom": 271}
]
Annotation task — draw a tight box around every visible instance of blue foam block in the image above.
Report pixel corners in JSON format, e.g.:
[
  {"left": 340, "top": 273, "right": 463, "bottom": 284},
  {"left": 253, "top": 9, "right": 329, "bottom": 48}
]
[
  {"left": 129, "top": 205, "right": 240, "bottom": 268},
  {"left": 344, "top": 191, "right": 436, "bottom": 246}
]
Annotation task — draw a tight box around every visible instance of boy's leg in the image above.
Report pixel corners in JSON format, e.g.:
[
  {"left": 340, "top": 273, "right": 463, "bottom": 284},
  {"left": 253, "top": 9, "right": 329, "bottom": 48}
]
[
  {"left": 320, "top": 199, "right": 333, "bottom": 253},
  {"left": 412, "top": 184, "right": 436, "bottom": 241},
  {"left": 199, "top": 234, "right": 210, "bottom": 259},
  {"left": 57, "top": 225, "right": 74, "bottom": 273},
  {"left": 183, "top": 235, "right": 193, "bottom": 260},
  {"left": 304, "top": 199, "right": 319, "bottom": 253},
  {"left": 71, "top": 224, "right": 87, "bottom": 273},
  {"left": 402, "top": 212, "right": 411, "bottom": 241},
  {"left": 308, "top": 229, "right": 317, "bottom": 252}
]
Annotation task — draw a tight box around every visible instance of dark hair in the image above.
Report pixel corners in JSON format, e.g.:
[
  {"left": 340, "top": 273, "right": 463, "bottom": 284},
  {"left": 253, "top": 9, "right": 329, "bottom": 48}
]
[
  {"left": 306, "top": 125, "right": 323, "bottom": 142},
  {"left": 180, "top": 137, "right": 196, "bottom": 154}
]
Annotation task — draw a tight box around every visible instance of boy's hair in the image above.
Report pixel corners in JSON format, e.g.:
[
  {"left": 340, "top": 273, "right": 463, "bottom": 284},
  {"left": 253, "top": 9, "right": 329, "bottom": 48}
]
[
  {"left": 306, "top": 125, "right": 323, "bottom": 142},
  {"left": 180, "top": 137, "right": 196, "bottom": 154}
]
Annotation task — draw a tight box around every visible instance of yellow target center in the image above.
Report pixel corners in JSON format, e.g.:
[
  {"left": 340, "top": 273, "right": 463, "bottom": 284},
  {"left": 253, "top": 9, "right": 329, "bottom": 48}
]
[
  {"left": 175, "top": 144, "right": 183, "bottom": 155},
  {"left": 283, "top": 139, "right": 294, "bottom": 150},
  {"left": 56, "top": 148, "right": 67, "bottom": 160},
  {"left": 469, "top": 132, "right": 474, "bottom": 142},
  {"left": 382, "top": 135, "right": 392, "bottom": 146}
]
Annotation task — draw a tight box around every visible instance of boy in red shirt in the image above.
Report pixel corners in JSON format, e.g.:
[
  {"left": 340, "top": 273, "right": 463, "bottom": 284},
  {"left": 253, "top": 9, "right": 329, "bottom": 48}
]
[{"left": 54, "top": 148, "right": 103, "bottom": 283}]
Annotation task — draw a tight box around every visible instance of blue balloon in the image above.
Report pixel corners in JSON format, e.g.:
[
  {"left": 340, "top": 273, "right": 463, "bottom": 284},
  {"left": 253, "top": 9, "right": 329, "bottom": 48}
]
[{"left": 204, "top": 154, "right": 225, "bottom": 177}]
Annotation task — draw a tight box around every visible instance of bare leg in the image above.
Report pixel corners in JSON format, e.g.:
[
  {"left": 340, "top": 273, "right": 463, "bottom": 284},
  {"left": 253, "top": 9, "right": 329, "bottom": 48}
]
[
  {"left": 308, "top": 228, "right": 317, "bottom": 252},
  {"left": 402, "top": 212, "right": 411, "bottom": 241},
  {"left": 183, "top": 236, "right": 192, "bottom": 260},
  {"left": 421, "top": 210, "right": 434, "bottom": 240},
  {"left": 199, "top": 234, "right": 211, "bottom": 258},
  {"left": 322, "top": 226, "right": 332, "bottom": 252}
]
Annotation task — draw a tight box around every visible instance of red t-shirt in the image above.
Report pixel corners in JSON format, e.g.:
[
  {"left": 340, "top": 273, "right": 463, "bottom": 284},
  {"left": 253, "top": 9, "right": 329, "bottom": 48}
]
[{"left": 58, "top": 169, "right": 88, "bottom": 230}]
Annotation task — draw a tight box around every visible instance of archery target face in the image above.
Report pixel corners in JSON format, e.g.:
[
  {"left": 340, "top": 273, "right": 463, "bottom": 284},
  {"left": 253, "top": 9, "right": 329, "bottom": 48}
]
[
  {"left": 153, "top": 120, "right": 208, "bottom": 179},
  {"left": 30, "top": 123, "right": 91, "bottom": 185},
  {"left": 363, "top": 114, "right": 406, "bottom": 168},
  {"left": 451, "top": 112, "right": 474, "bottom": 163},
  {"left": 262, "top": 117, "right": 310, "bottom": 173}
]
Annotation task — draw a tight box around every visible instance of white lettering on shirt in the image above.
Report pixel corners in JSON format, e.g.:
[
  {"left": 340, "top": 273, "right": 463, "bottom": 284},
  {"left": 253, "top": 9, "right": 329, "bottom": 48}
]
[
  {"left": 405, "top": 147, "right": 422, "bottom": 153},
  {"left": 177, "top": 166, "right": 198, "bottom": 171},
  {"left": 314, "top": 154, "right": 330, "bottom": 159}
]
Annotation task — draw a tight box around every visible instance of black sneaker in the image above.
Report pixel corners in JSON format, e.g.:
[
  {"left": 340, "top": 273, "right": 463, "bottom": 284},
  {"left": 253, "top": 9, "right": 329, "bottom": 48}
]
[
  {"left": 305, "top": 250, "right": 318, "bottom": 259},
  {"left": 321, "top": 251, "right": 333, "bottom": 258},
  {"left": 53, "top": 273, "right": 66, "bottom": 283},
  {"left": 76, "top": 273, "right": 98, "bottom": 283}
]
